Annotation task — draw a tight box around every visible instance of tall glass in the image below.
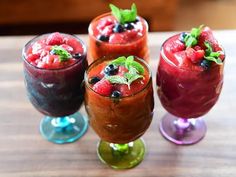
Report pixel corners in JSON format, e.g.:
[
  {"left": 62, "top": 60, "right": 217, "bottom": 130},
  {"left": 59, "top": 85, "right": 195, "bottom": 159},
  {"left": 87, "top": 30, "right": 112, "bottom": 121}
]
[
  {"left": 88, "top": 13, "right": 149, "bottom": 64},
  {"left": 156, "top": 35, "right": 225, "bottom": 145},
  {"left": 84, "top": 56, "right": 154, "bottom": 169},
  {"left": 22, "top": 33, "right": 88, "bottom": 144}
]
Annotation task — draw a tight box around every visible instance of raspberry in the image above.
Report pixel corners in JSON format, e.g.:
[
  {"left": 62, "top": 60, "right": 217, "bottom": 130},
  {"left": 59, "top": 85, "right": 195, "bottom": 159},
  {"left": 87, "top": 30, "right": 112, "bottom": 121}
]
[
  {"left": 93, "top": 79, "right": 113, "bottom": 96},
  {"left": 185, "top": 48, "right": 204, "bottom": 63},
  {"left": 46, "top": 32, "right": 63, "bottom": 45}
]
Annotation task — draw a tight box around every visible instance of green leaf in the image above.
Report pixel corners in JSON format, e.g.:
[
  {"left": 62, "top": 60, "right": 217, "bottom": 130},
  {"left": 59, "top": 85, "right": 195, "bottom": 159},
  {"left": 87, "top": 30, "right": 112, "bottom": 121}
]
[
  {"left": 183, "top": 25, "right": 204, "bottom": 47},
  {"left": 109, "top": 4, "right": 122, "bottom": 23},
  {"left": 125, "top": 56, "right": 134, "bottom": 69},
  {"left": 204, "top": 42, "right": 223, "bottom": 65},
  {"left": 204, "top": 56, "right": 223, "bottom": 65},
  {"left": 51, "top": 45, "right": 72, "bottom": 62},
  {"left": 106, "top": 75, "right": 128, "bottom": 85},
  {"left": 110, "top": 56, "right": 126, "bottom": 65},
  {"left": 130, "top": 61, "right": 144, "bottom": 74},
  {"left": 110, "top": 3, "right": 137, "bottom": 24}
]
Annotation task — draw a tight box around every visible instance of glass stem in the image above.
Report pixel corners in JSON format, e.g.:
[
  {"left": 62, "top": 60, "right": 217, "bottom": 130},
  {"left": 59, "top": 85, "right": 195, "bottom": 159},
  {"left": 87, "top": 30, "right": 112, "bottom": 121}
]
[
  {"left": 51, "top": 116, "right": 71, "bottom": 128},
  {"left": 174, "top": 118, "right": 192, "bottom": 134},
  {"left": 110, "top": 142, "right": 133, "bottom": 156}
]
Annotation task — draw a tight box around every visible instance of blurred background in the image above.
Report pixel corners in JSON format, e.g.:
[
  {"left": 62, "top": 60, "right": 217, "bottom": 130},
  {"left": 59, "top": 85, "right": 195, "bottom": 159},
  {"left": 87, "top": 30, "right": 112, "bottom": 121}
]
[{"left": 0, "top": 0, "right": 236, "bottom": 36}]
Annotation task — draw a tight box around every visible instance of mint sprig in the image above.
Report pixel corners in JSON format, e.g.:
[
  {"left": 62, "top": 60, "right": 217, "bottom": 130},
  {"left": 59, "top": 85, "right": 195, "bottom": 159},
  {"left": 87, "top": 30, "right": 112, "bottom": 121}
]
[
  {"left": 204, "top": 42, "right": 223, "bottom": 65},
  {"left": 109, "top": 3, "right": 137, "bottom": 25},
  {"left": 184, "top": 25, "right": 204, "bottom": 47},
  {"left": 51, "top": 45, "right": 72, "bottom": 62},
  {"left": 106, "top": 56, "right": 144, "bottom": 89}
]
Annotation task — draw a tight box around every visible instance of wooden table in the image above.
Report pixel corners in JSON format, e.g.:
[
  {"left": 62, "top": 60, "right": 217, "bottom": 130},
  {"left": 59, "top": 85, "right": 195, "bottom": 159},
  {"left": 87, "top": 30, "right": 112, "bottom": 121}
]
[{"left": 0, "top": 32, "right": 235, "bottom": 177}]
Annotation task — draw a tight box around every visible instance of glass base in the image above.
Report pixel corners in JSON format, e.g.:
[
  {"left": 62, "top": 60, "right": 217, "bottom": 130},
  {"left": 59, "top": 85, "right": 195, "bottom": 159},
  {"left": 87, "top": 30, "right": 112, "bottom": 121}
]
[
  {"left": 40, "top": 112, "right": 88, "bottom": 144},
  {"left": 160, "top": 113, "right": 207, "bottom": 145},
  {"left": 97, "top": 139, "right": 145, "bottom": 169}
]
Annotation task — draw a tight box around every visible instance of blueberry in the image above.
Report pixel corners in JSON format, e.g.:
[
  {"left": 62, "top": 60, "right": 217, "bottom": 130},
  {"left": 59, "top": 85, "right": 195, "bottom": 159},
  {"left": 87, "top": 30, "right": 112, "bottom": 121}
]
[
  {"left": 97, "top": 35, "right": 109, "bottom": 42},
  {"left": 104, "top": 64, "right": 118, "bottom": 76},
  {"left": 179, "top": 32, "right": 188, "bottom": 43},
  {"left": 88, "top": 76, "right": 100, "bottom": 84},
  {"left": 200, "top": 60, "right": 211, "bottom": 70},
  {"left": 124, "top": 23, "right": 134, "bottom": 30},
  {"left": 72, "top": 53, "right": 82, "bottom": 59},
  {"left": 113, "top": 23, "right": 125, "bottom": 33},
  {"left": 111, "top": 90, "right": 121, "bottom": 98},
  {"left": 134, "top": 17, "right": 139, "bottom": 23}
]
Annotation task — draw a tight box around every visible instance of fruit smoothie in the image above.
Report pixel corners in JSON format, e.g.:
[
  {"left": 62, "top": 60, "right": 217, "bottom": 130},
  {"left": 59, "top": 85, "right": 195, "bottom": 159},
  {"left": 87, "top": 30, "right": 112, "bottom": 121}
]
[
  {"left": 85, "top": 56, "right": 154, "bottom": 143},
  {"left": 88, "top": 4, "right": 148, "bottom": 64},
  {"left": 23, "top": 32, "right": 87, "bottom": 117},
  {"left": 157, "top": 26, "right": 225, "bottom": 118}
]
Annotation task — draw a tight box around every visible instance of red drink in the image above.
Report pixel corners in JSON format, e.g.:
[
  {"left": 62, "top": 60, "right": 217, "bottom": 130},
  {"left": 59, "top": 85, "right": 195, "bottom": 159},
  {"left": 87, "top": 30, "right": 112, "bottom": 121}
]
[
  {"left": 22, "top": 32, "right": 88, "bottom": 144},
  {"left": 85, "top": 56, "right": 154, "bottom": 169},
  {"left": 156, "top": 26, "right": 225, "bottom": 145},
  {"left": 88, "top": 4, "right": 149, "bottom": 64}
]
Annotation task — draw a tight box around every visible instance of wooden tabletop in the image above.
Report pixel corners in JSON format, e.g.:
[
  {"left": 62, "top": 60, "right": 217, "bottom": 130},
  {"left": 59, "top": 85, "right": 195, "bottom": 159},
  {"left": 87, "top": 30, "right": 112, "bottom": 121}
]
[{"left": 0, "top": 31, "right": 236, "bottom": 177}]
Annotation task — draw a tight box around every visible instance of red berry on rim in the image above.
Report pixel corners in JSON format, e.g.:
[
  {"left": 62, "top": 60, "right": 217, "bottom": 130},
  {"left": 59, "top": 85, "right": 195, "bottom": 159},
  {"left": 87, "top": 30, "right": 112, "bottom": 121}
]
[
  {"left": 186, "top": 47, "right": 204, "bottom": 63},
  {"left": 46, "top": 32, "right": 63, "bottom": 45},
  {"left": 93, "top": 79, "right": 113, "bottom": 96}
]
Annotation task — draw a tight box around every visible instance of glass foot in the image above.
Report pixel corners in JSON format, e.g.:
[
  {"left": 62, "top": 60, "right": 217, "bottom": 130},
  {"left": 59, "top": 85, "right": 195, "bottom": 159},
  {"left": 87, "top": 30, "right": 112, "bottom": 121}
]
[
  {"left": 160, "top": 113, "right": 207, "bottom": 145},
  {"left": 40, "top": 112, "right": 88, "bottom": 144},
  {"left": 97, "top": 139, "right": 145, "bottom": 169}
]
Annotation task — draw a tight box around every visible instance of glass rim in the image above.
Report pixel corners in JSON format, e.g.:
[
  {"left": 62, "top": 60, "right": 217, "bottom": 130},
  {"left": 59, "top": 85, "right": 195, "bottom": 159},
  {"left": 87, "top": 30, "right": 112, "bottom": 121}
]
[
  {"left": 160, "top": 33, "right": 225, "bottom": 72},
  {"left": 88, "top": 12, "right": 149, "bottom": 46},
  {"left": 22, "top": 32, "right": 87, "bottom": 71},
  {"left": 84, "top": 55, "right": 152, "bottom": 99}
]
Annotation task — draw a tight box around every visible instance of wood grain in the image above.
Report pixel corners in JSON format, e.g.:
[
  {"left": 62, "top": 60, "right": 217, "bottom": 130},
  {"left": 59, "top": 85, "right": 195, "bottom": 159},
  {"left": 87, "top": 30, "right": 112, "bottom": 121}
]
[{"left": 0, "top": 31, "right": 236, "bottom": 177}]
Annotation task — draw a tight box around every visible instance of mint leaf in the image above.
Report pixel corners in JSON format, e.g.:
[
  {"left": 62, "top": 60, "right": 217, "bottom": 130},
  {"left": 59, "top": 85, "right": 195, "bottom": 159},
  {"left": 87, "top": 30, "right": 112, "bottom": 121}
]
[
  {"left": 109, "top": 4, "right": 122, "bottom": 23},
  {"left": 184, "top": 25, "right": 204, "bottom": 47},
  {"left": 51, "top": 46, "right": 72, "bottom": 62},
  {"left": 110, "top": 3, "right": 137, "bottom": 24},
  {"left": 204, "top": 42, "right": 223, "bottom": 65},
  {"left": 125, "top": 55, "right": 134, "bottom": 69},
  {"left": 106, "top": 75, "right": 128, "bottom": 85},
  {"left": 110, "top": 56, "right": 126, "bottom": 65},
  {"left": 130, "top": 61, "right": 144, "bottom": 74},
  {"left": 204, "top": 56, "right": 223, "bottom": 65}
]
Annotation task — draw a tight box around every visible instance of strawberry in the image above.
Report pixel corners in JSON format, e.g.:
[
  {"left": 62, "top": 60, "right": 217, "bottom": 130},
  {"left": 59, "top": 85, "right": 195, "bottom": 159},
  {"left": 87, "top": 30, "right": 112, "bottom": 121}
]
[
  {"left": 46, "top": 32, "right": 63, "bottom": 45},
  {"left": 185, "top": 47, "right": 204, "bottom": 63},
  {"left": 198, "top": 26, "right": 220, "bottom": 51},
  {"left": 97, "top": 18, "right": 114, "bottom": 31},
  {"left": 27, "top": 53, "right": 40, "bottom": 62},
  {"left": 102, "top": 25, "right": 114, "bottom": 36},
  {"left": 109, "top": 33, "right": 126, "bottom": 44},
  {"left": 92, "top": 79, "right": 113, "bottom": 96},
  {"left": 117, "top": 66, "right": 129, "bottom": 76}
]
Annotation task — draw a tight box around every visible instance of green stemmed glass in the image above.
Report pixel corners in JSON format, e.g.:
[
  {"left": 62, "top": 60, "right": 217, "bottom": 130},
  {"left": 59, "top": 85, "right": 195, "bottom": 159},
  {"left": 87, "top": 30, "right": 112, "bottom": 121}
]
[{"left": 84, "top": 56, "right": 154, "bottom": 169}]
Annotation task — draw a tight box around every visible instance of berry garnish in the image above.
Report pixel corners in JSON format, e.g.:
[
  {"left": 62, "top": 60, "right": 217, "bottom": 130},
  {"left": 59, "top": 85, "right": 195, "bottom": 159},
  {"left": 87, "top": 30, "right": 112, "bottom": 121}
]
[
  {"left": 72, "top": 53, "right": 82, "bottom": 59},
  {"left": 200, "top": 60, "right": 211, "bottom": 70},
  {"left": 124, "top": 23, "right": 134, "bottom": 30},
  {"left": 179, "top": 32, "right": 188, "bottom": 43},
  {"left": 93, "top": 79, "right": 113, "bottom": 96},
  {"left": 184, "top": 25, "right": 204, "bottom": 47},
  {"left": 97, "top": 35, "right": 109, "bottom": 42},
  {"left": 50, "top": 45, "right": 72, "bottom": 62},
  {"left": 88, "top": 76, "right": 101, "bottom": 84},
  {"left": 104, "top": 64, "right": 118, "bottom": 76},
  {"left": 113, "top": 23, "right": 125, "bottom": 33},
  {"left": 106, "top": 56, "right": 144, "bottom": 89},
  {"left": 185, "top": 47, "right": 205, "bottom": 63},
  {"left": 46, "top": 32, "right": 63, "bottom": 45},
  {"left": 111, "top": 90, "right": 121, "bottom": 98},
  {"left": 110, "top": 3, "right": 137, "bottom": 25}
]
